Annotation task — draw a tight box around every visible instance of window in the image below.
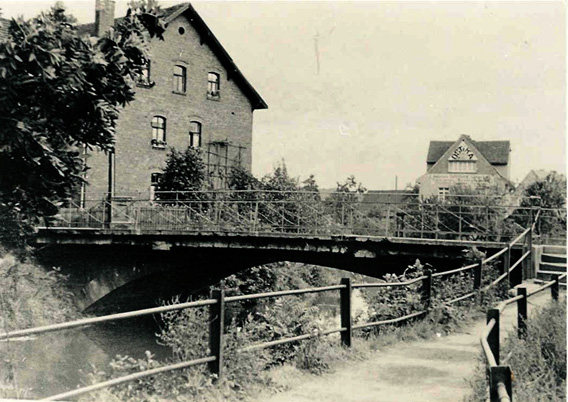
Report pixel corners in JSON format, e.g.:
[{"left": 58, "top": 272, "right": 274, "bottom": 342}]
[
  {"left": 207, "top": 72, "right": 220, "bottom": 98},
  {"left": 150, "top": 173, "right": 163, "bottom": 200},
  {"left": 448, "top": 161, "right": 477, "bottom": 173},
  {"left": 136, "top": 60, "right": 154, "bottom": 87},
  {"left": 438, "top": 187, "right": 449, "bottom": 201},
  {"left": 189, "top": 121, "right": 202, "bottom": 147},
  {"left": 173, "top": 65, "right": 186, "bottom": 93},
  {"left": 151, "top": 116, "right": 166, "bottom": 148}
]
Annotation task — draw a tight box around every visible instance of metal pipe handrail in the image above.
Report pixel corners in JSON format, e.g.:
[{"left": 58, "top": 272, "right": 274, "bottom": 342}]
[
  {"left": 432, "top": 263, "right": 477, "bottom": 278},
  {"left": 483, "top": 246, "right": 508, "bottom": 264},
  {"left": 352, "top": 310, "right": 428, "bottom": 330},
  {"left": 239, "top": 327, "right": 345, "bottom": 353},
  {"left": 42, "top": 356, "right": 217, "bottom": 401},
  {"left": 0, "top": 299, "right": 217, "bottom": 341},
  {"left": 352, "top": 275, "right": 426, "bottom": 289},
  {"left": 225, "top": 285, "right": 345, "bottom": 303},
  {"left": 481, "top": 318, "right": 498, "bottom": 367},
  {"left": 509, "top": 228, "right": 530, "bottom": 246},
  {"left": 446, "top": 291, "right": 476, "bottom": 305}
]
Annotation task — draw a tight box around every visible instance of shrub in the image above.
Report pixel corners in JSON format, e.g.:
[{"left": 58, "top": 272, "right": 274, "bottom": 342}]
[{"left": 467, "top": 300, "right": 566, "bottom": 402}]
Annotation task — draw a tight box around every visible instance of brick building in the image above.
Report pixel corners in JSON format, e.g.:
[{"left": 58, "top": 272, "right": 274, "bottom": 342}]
[
  {"left": 76, "top": 1, "right": 267, "bottom": 202},
  {"left": 416, "top": 134, "right": 513, "bottom": 199}
]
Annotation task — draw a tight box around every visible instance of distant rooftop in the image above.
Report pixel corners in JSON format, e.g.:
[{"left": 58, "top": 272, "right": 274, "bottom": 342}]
[{"left": 427, "top": 139, "right": 510, "bottom": 165}]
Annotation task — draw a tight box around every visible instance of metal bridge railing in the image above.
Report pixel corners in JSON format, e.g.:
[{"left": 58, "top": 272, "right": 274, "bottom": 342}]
[{"left": 42, "top": 191, "right": 566, "bottom": 244}]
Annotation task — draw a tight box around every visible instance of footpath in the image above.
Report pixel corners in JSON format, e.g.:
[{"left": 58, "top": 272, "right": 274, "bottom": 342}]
[{"left": 257, "top": 281, "right": 557, "bottom": 402}]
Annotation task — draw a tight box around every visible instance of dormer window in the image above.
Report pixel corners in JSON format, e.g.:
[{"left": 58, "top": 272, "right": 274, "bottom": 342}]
[
  {"left": 207, "top": 72, "right": 220, "bottom": 99},
  {"left": 189, "top": 121, "right": 202, "bottom": 148},
  {"left": 151, "top": 116, "right": 167, "bottom": 148},
  {"left": 173, "top": 65, "right": 187, "bottom": 94},
  {"left": 136, "top": 60, "right": 154, "bottom": 88}
]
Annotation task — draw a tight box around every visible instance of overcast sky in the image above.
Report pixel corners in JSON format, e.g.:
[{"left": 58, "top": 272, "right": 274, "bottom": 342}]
[{"left": 1, "top": 1, "right": 565, "bottom": 189}]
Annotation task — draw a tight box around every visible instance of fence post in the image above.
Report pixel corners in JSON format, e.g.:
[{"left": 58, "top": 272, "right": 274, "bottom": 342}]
[
  {"left": 340, "top": 278, "right": 352, "bottom": 347},
  {"left": 421, "top": 270, "right": 432, "bottom": 310},
  {"left": 435, "top": 203, "right": 439, "bottom": 239},
  {"left": 489, "top": 366, "right": 513, "bottom": 402},
  {"left": 474, "top": 260, "right": 483, "bottom": 290},
  {"left": 487, "top": 309, "right": 500, "bottom": 365},
  {"left": 551, "top": 274, "right": 559, "bottom": 301},
  {"left": 517, "top": 287, "right": 527, "bottom": 339},
  {"left": 504, "top": 245, "right": 511, "bottom": 288},
  {"left": 209, "top": 289, "right": 225, "bottom": 379},
  {"left": 527, "top": 228, "right": 533, "bottom": 279},
  {"left": 385, "top": 205, "right": 391, "bottom": 237}
]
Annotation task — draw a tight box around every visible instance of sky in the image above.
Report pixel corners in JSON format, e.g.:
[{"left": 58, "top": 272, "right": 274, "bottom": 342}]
[{"left": 1, "top": 1, "right": 565, "bottom": 189}]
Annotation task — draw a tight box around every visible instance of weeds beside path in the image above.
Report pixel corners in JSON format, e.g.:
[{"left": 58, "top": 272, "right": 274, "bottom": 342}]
[{"left": 257, "top": 281, "right": 557, "bottom": 402}]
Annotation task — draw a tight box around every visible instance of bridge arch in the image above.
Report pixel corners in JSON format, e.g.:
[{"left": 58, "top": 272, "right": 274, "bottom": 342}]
[{"left": 35, "top": 232, "right": 511, "bottom": 314}]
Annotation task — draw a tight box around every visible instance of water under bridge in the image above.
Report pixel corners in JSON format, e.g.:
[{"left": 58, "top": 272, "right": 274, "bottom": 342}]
[{"left": 33, "top": 190, "right": 565, "bottom": 313}]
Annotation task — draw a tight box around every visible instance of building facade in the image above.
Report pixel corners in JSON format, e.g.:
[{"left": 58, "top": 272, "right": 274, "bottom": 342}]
[
  {"left": 416, "top": 135, "right": 512, "bottom": 199},
  {"left": 79, "top": 1, "right": 267, "bottom": 201}
]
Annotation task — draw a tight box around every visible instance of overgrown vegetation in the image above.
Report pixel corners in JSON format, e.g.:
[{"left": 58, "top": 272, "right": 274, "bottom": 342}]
[
  {"left": 467, "top": 300, "right": 566, "bottom": 402},
  {"left": 0, "top": 256, "right": 79, "bottom": 398},
  {"left": 0, "top": 1, "right": 165, "bottom": 253}
]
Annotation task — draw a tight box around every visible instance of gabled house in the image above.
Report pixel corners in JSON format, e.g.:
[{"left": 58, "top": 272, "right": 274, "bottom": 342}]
[
  {"left": 76, "top": 1, "right": 268, "bottom": 202},
  {"left": 416, "top": 135, "right": 513, "bottom": 199}
]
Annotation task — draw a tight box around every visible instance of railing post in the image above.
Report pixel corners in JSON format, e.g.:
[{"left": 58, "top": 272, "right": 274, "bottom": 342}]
[
  {"left": 458, "top": 205, "right": 462, "bottom": 240},
  {"left": 527, "top": 228, "right": 533, "bottom": 279},
  {"left": 435, "top": 203, "right": 439, "bottom": 239},
  {"left": 504, "top": 245, "right": 511, "bottom": 287},
  {"left": 551, "top": 274, "right": 559, "bottom": 301},
  {"left": 340, "top": 278, "right": 352, "bottom": 347},
  {"left": 421, "top": 270, "right": 432, "bottom": 310},
  {"left": 489, "top": 366, "right": 513, "bottom": 402},
  {"left": 487, "top": 309, "right": 500, "bottom": 365},
  {"left": 209, "top": 289, "right": 225, "bottom": 379},
  {"left": 474, "top": 260, "right": 483, "bottom": 290},
  {"left": 385, "top": 205, "right": 391, "bottom": 237},
  {"left": 517, "top": 287, "right": 527, "bottom": 339}
]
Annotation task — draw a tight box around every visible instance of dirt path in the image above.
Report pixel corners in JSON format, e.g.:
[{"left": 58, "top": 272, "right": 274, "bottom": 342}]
[{"left": 257, "top": 282, "right": 556, "bottom": 402}]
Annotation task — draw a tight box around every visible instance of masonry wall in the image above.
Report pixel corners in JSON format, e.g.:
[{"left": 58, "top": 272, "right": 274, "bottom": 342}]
[{"left": 85, "top": 14, "right": 255, "bottom": 199}]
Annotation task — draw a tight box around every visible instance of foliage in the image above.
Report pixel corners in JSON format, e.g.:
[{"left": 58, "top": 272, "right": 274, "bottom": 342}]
[
  {"left": 0, "top": 2, "right": 163, "bottom": 251},
  {"left": 0, "top": 256, "right": 79, "bottom": 398},
  {"left": 467, "top": 300, "right": 566, "bottom": 402},
  {"left": 0, "top": 257, "right": 78, "bottom": 332},
  {"left": 520, "top": 171, "right": 566, "bottom": 209},
  {"left": 155, "top": 147, "right": 208, "bottom": 200}
]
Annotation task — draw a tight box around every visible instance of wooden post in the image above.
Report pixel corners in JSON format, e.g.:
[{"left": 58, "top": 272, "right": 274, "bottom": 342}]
[
  {"left": 340, "top": 278, "right": 352, "bottom": 347},
  {"left": 551, "top": 274, "right": 559, "bottom": 301},
  {"left": 435, "top": 203, "right": 439, "bottom": 239},
  {"left": 209, "top": 289, "right": 225, "bottom": 378},
  {"left": 487, "top": 309, "right": 500, "bottom": 365},
  {"left": 474, "top": 260, "right": 483, "bottom": 290},
  {"left": 504, "top": 245, "right": 511, "bottom": 287},
  {"left": 489, "top": 366, "right": 513, "bottom": 402},
  {"left": 422, "top": 270, "right": 433, "bottom": 310},
  {"left": 517, "top": 287, "right": 527, "bottom": 339}
]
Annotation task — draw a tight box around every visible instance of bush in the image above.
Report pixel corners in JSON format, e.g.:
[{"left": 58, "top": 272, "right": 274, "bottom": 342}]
[{"left": 467, "top": 300, "right": 566, "bottom": 402}]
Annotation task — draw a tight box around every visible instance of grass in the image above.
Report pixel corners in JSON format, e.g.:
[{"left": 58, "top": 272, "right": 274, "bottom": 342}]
[{"left": 466, "top": 298, "right": 567, "bottom": 402}]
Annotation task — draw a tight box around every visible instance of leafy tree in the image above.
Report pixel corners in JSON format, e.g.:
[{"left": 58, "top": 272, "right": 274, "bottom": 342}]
[
  {"left": 155, "top": 147, "right": 207, "bottom": 201},
  {"left": 520, "top": 171, "right": 566, "bottom": 209},
  {"left": 0, "top": 2, "right": 164, "bottom": 250}
]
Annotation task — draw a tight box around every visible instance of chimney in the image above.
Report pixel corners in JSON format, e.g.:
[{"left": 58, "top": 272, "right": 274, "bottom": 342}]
[{"left": 95, "top": 0, "right": 115, "bottom": 36}]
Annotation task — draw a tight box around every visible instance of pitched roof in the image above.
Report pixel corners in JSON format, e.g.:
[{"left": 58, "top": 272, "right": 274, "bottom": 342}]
[
  {"left": 426, "top": 138, "right": 510, "bottom": 165},
  {"left": 78, "top": 3, "right": 267, "bottom": 110}
]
